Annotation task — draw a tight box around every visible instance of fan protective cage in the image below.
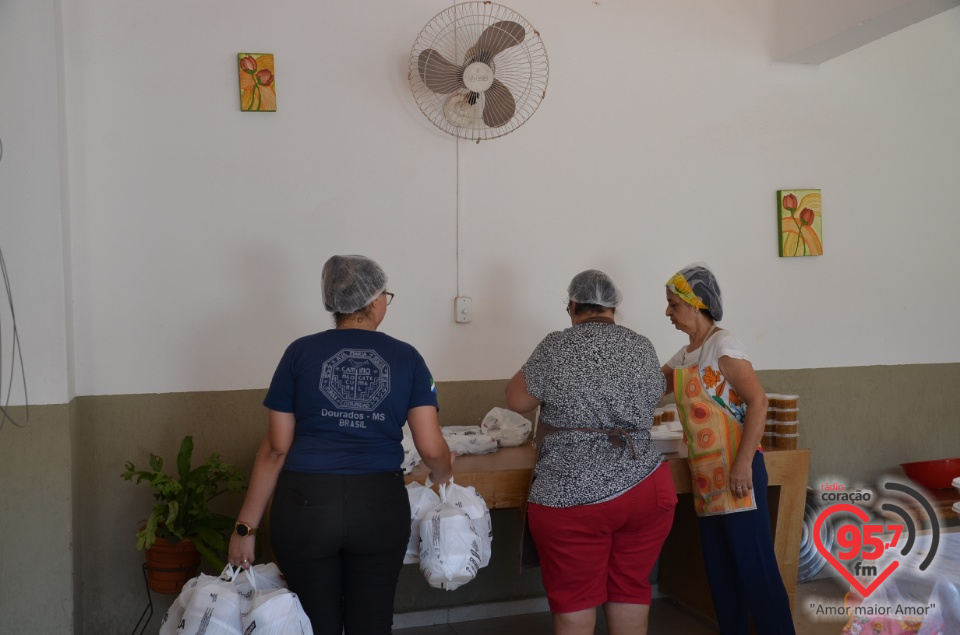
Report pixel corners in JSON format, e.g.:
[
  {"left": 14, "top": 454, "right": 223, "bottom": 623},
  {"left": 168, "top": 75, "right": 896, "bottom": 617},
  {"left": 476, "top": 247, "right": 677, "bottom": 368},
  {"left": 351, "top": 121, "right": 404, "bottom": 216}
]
[{"left": 409, "top": 2, "right": 548, "bottom": 141}]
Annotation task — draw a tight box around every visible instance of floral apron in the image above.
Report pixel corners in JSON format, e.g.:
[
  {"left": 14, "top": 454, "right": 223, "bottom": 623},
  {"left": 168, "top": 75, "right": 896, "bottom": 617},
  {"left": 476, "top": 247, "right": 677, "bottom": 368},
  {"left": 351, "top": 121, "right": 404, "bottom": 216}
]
[{"left": 674, "top": 363, "right": 757, "bottom": 516}]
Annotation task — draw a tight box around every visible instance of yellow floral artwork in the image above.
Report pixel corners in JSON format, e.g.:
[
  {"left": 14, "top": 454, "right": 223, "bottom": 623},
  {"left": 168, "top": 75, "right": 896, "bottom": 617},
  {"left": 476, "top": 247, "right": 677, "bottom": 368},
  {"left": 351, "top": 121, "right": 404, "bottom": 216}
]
[
  {"left": 778, "top": 189, "right": 822, "bottom": 257},
  {"left": 238, "top": 53, "right": 276, "bottom": 112}
]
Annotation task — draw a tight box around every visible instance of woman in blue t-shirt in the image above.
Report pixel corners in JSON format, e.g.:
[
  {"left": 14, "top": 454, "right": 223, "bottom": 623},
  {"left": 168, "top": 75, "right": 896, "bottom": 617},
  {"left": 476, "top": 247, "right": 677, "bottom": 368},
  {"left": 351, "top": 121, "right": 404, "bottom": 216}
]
[{"left": 228, "top": 254, "right": 453, "bottom": 635}]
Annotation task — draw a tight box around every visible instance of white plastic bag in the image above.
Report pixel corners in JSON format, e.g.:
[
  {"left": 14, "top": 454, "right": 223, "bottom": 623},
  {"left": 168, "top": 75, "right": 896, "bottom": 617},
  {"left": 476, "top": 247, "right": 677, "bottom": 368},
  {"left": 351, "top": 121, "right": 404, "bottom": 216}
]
[
  {"left": 169, "top": 566, "right": 244, "bottom": 635},
  {"left": 238, "top": 565, "right": 313, "bottom": 635},
  {"left": 232, "top": 562, "right": 287, "bottom": 595},
  {"left": 442, "top": 426, "right": 499, "bottom": 456},
  {"left": 441, "top": 481, "right": 492, "bottom": 567},
  {"left": 403, "top": 480, "right": 441, "bottom": 564},
  {"left": 481, "top": 408, "right": 532, "bottom": 447},
  {"left": 159, "top": 571, "right": 220, "bottom": 635},
  {"left": 400, "top": 423, "right": 422, "bottom": 474},
  {"left": 418, "top": 480, "right": 491, "bottom": 590}
]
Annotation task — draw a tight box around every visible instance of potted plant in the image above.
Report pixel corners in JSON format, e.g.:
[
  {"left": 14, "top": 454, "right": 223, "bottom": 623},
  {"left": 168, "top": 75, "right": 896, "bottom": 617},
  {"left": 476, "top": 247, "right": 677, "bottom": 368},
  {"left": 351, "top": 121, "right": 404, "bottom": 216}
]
[{"left": 121, "top": 435, "right": 247, "bottom": 593}]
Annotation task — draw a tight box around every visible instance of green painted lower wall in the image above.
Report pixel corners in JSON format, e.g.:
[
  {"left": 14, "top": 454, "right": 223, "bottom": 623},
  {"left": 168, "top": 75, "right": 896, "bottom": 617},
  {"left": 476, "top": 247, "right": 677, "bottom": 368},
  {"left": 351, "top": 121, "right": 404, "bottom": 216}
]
[
  {"left": 756, "top": 365, "right": 959, "bottom": 485},
  {"left": 0, "top": 363, "right": 957, "bottom": 633},
  {"left": 0, "top": 404, "right": 75, "bottom": 635}
]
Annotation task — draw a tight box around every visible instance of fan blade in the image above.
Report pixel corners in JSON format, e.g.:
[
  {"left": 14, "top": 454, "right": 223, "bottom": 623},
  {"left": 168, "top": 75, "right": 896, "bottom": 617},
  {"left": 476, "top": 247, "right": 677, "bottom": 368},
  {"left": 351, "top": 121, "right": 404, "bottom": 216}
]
[
  {"left": 475, "top": 21, "right": 525, "bottom": 62},
  {"left": 418, "top": 49, "right": 465, "bottom": 94},
  {"left": 482, "top": 79, "right": 515, "bottom": 128}
]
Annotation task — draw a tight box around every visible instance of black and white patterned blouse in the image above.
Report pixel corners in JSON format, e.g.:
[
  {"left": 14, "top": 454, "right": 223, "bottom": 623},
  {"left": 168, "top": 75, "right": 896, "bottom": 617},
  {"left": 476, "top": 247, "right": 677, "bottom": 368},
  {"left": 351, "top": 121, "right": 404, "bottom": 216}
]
[{"left": 522, "top": 322, "right": 666, "bottom": 507}]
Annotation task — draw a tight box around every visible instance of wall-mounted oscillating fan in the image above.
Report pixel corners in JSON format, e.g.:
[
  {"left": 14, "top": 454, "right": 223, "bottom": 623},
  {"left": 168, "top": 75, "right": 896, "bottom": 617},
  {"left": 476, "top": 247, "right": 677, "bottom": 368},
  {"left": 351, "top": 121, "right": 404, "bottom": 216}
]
[{"left": 409, "top": 2, "right": 548, "bottom": 142}]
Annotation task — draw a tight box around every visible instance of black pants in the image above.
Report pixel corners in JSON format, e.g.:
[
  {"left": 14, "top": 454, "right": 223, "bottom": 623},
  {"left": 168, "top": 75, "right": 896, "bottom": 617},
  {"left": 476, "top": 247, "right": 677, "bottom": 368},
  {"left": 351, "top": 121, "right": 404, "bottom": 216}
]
[{"left": 270, "top": 470, "right": 411, "bottom": 635}]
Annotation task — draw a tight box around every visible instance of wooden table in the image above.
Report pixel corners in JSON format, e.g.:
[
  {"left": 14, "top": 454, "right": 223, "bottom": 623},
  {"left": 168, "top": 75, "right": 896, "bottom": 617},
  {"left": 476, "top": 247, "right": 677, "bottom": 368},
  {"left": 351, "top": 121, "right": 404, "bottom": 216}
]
[
  {"left": 405, "top": 442, "right": 537, "bottom": 509},
  {"left": 405, "top": 442, "right": 811, "bottom": 622}
]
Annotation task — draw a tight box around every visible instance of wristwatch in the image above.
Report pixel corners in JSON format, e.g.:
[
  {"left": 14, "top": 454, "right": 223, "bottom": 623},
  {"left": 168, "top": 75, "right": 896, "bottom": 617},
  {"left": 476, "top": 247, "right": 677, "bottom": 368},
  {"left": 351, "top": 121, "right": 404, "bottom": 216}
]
[{"left": 234, "top": 521, "right": 258, "bottom": 537}]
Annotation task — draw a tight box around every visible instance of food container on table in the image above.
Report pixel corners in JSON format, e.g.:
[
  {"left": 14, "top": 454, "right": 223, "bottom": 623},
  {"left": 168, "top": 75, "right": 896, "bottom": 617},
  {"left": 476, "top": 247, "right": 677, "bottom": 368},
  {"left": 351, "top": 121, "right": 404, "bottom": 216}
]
[
  {"left": 650, "top": 428, "right": 683, "bottom": 454},
  {"left": 768, "top": 394, "right": 799, "bottom": 409},
  {"left": 769, "top": 408, "right": 799, "bottom": 422},
  {"left": 762, "top": 432, "right": 776, "bottom": 450},
  {"left": 774, "top": 433, "right": 798, "bottom": 450},
  {"left": 775, "top": 421, "right": 798, "bottom": 435}
]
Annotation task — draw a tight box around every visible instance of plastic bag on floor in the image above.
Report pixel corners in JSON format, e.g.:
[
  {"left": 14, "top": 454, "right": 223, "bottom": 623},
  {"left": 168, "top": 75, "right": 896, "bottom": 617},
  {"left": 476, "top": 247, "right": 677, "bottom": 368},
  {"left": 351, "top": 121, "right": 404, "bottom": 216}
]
[
  {"left": 419, "top": 479, "right": 491, "bottom": 589},
  {"left": 403, "top": 480, "right": 441, "bottom": 564},
  {"left": 481, "top": 408, "right": 532, "bottom": 447}
]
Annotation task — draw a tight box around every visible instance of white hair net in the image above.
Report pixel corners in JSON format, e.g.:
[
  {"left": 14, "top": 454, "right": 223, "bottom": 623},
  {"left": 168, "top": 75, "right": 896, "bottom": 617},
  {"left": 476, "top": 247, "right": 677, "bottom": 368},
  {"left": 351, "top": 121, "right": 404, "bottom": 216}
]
[
  {"left": 567, "top": 270, "right": 622, "bottom": 308},
  {"left": 321, "top": 255, "right": 388, "bottom": 314},
  {"left": 671, "top": 262, "right": 723, "bottom": 321}
]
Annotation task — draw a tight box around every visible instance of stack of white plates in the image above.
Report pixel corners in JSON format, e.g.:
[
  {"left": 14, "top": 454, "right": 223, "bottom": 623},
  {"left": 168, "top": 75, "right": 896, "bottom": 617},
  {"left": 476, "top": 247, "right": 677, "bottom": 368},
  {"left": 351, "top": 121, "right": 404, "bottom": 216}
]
[{"left": 954, "top": 477, "right": 960, "bottom": 520}]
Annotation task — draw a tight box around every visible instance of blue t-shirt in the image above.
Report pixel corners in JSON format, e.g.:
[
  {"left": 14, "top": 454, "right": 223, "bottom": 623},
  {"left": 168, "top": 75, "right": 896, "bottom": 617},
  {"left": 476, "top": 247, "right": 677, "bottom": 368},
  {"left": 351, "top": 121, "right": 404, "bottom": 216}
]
[{"left": 263, "top": 329, "right": 438, "bottom": 474}]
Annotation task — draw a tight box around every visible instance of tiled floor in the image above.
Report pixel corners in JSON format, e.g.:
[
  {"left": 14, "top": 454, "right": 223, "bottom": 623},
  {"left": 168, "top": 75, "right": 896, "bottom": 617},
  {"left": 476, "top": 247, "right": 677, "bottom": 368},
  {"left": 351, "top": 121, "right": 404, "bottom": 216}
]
[{"left": 394, "top": 577, "right": 852, "bottom": 634}]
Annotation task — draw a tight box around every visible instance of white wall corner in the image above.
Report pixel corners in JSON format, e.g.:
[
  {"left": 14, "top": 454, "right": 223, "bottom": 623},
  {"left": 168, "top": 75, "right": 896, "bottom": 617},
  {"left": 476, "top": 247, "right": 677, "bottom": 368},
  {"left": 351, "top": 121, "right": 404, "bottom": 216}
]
[{"left": 774, "top": 0, "right": 960, "bottom": 64}]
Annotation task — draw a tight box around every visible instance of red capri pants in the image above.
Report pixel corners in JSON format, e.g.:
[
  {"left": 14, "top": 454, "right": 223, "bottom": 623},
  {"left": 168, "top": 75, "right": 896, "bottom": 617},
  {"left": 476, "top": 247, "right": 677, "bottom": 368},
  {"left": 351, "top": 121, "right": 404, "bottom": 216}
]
[{"left": 527, "top": 463, "right": 677, "bottom": 614}]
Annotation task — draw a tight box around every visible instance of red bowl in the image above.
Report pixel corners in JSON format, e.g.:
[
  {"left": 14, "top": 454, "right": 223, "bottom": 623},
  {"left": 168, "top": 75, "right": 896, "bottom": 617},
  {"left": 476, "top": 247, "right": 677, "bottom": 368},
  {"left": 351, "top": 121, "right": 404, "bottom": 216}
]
[{"left": 900, "top": 457, "right": 960, "bottom": 490}]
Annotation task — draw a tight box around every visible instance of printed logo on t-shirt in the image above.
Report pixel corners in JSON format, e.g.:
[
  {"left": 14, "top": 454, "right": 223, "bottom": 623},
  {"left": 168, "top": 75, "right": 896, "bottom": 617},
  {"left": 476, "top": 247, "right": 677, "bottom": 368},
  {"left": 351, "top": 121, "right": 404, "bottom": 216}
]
[{"left": 319, "top": 349, "right": 391, "bottom": 410}]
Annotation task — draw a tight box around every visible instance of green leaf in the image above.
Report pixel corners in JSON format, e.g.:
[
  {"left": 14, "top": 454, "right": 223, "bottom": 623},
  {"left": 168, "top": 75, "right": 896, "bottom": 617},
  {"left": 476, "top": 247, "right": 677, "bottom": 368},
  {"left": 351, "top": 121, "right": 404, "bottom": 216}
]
[
  {"left": 121, "top": 434, "right": 247, "bottom": 567},
  {"left": 176, "top": 436, "right": 194, "bottom": 481}
]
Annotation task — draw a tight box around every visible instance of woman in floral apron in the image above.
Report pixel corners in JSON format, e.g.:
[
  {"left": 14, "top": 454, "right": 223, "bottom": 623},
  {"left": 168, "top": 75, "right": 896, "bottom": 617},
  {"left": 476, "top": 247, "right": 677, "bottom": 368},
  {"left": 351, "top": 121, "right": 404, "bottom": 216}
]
[{"left": 662, "top": 262, "right": 795, "bottom": 635}]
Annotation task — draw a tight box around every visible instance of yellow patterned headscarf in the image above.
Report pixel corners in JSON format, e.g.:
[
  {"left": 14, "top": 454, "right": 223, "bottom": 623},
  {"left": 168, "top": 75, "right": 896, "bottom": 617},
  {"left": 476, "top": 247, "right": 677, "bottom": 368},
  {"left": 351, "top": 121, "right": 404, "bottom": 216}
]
[{"left": 666, "top": 262, "right": 723, "bottom": 320}]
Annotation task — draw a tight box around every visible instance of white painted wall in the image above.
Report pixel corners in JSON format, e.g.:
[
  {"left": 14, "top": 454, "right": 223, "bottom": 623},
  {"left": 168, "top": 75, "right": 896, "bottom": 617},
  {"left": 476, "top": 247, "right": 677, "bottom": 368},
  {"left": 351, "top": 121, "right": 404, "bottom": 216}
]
[
  {"left": 0, "top": 0, "right": 70, "bottom": 407},
  {"left": 4, "top": 1, "right": 959, "bottom": 403},
  {"left": 773, "top": 0, "right": 960, "bottom": 62}
]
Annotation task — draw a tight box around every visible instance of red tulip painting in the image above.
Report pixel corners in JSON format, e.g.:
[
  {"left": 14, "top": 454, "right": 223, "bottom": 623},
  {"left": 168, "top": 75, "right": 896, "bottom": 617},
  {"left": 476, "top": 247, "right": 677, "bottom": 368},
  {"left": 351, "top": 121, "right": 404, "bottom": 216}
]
[
  {"left": 238, "top": 53, "right": 276, "bottom": 112},
  {"left": 778, "top": 189, "right": 822, "bottom": 257}
]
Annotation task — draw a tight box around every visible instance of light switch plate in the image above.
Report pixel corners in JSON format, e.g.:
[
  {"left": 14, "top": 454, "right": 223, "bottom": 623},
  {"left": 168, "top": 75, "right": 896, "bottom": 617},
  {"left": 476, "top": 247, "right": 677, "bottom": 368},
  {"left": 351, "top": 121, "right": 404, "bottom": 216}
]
[{"left": 455, "top": 296, "right": 472, "bottom": 323}]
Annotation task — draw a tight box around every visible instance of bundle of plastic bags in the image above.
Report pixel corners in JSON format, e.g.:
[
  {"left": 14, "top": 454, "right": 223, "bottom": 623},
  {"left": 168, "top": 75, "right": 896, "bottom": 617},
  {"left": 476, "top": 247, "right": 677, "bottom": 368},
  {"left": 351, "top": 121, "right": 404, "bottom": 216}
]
[
  {"left": 159, "top": 563, "right": 312, "bottom": 635},
  {"left": 441, "top": 425, "right": 499, "bottom": 456},
  {"left": 480, "top": 407, "right": 532, "bottom": 447},
  {"left": 418, "top": 479, "right": 492, "bottom": 590}
]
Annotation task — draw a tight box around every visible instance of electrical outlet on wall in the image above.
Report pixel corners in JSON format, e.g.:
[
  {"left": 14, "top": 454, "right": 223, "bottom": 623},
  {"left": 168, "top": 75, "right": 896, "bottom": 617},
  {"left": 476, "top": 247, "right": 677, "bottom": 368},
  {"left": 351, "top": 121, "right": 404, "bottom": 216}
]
[{"left": 455, "top": 297, "right": 472, "bottom": 323}]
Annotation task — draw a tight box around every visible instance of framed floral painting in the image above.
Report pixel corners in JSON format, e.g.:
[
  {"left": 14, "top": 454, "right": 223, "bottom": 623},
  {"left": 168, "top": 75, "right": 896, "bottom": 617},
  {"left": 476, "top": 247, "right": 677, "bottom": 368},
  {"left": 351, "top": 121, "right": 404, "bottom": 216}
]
[
  {"left": 778, "top": 189, "right": 822, "bottom": 257},
  {"left": 238, "top": 53, "right": 276, "bottom": 112}
]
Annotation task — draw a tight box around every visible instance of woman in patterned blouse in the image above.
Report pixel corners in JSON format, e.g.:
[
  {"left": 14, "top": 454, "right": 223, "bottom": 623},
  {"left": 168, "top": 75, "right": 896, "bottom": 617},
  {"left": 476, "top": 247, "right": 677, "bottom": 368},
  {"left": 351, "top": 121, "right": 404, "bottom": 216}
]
[{"left": 506, "top": 269, "right": 676, "bottom": 635}]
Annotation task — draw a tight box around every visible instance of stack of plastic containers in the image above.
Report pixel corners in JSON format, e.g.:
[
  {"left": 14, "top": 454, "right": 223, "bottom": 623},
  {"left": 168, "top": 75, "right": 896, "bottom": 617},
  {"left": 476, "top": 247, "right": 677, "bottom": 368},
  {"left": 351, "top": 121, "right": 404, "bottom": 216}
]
[{"left": 764, "top": 394, "right": 799, "bottom": 450}]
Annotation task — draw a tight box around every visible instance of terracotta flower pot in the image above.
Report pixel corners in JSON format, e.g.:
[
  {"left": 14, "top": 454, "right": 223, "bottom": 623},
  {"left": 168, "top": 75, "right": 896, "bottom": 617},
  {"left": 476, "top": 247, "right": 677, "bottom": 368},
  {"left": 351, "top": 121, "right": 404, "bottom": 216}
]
[{"left": 144, "top": 537, "right": 201, "bottom": 594}]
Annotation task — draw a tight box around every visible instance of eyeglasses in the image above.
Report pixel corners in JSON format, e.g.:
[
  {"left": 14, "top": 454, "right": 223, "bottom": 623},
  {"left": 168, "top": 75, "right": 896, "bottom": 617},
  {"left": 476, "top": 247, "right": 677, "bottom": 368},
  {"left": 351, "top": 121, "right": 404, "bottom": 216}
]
[{"left": 381, "top": 291, "right": 395, "bottom": 306}]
